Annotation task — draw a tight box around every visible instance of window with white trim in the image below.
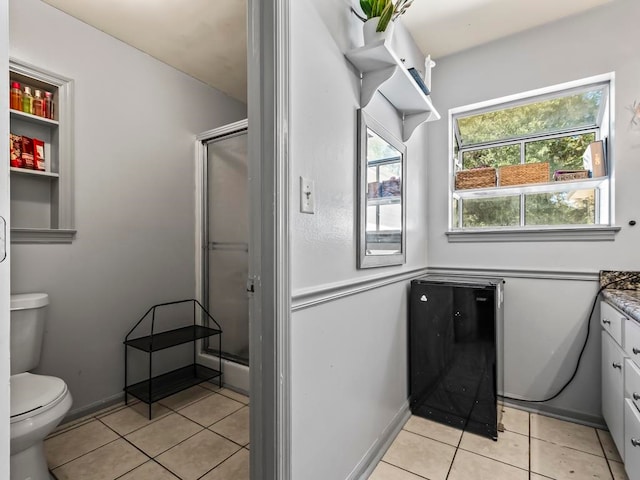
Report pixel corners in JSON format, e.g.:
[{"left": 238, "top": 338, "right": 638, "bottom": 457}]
[{"left": 449, "top": 75, "right": 614, "bottom": 237}]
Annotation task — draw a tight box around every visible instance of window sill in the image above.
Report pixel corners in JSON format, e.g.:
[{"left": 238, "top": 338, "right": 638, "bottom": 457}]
[
  {"left": 446, "top": 225, "right": 621, "bottom": 243},
  {"left": 11, "top": 228, "right": 77, "bottom": 244}
]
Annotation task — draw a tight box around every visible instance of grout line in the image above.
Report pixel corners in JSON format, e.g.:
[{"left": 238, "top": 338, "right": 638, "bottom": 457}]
[
  {"left": 530, "top": 436, "right": 607, "bottom": 459},
  {"left": 148, "top": 458, "right": 182, "bottom": 480},
  {"left": 173, "top": 398, "right": 245, "bottom": 429},
  {"left": 46, "top": 415, "right": 98, "bottom": 439},
  {"left": 444, "top": 447, "right": 458, "bottom": 479},
  {"left": 157, "top": 385, "right": 215, "bottom": 411},
  {"left": 595, "top": 429, "right": 617, "bottom": 480},
  {"left": 195, "top": 447, "right": 245, "bottom": 480},
  {"left": 454, "top": 445, "right": 529, "bottom": 472},
  {"left": 529, "top": 412, "right": 531, "bottom": 480},
  {"left": 47, "top": 390, "right": 249, "bottom": 479},
  {"left": 49, "top": 436, "right": 121, "bottom": 471},
  {"left": 109, "top": 456, "right": 149, "bottom": 480},
  {"left": 96, "top": 404, "right": 172, "bottom": 437},
  {"left": 120, "top": 391, "right": 246, "bottom": 458},
  {"left": 126, "top": 423, "right": 206, "bottom": 459},
  {"left": 400, "top": 427, "right": 462, "bottom": 450},
  {"left": 378, "top": 460, "right": 430, "bottom": 479}
]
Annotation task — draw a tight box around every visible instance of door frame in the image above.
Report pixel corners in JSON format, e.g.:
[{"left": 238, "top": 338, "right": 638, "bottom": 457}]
[
  {"left": 247, "top": 0, "right": 291, "bottom": 478},
  {"left": 0, "top": 0, "right": 11, "bottom": 475}
]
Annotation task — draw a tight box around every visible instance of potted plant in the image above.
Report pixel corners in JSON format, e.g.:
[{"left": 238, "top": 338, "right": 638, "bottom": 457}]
[{"left": 358, "top": 0, "right": 413, "bottom": 44}]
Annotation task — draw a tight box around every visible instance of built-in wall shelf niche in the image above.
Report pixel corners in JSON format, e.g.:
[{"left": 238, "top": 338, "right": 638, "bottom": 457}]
[
  {"left": 345, "top": 40, "right": 440, "bottom": 141},
  {"left": 9, "top": 59, "right": 75, "bottom": 243}
]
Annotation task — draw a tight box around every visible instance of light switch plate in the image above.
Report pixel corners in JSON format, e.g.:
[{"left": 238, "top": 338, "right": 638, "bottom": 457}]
[{"left": 300, "top": 176, "right": 315, "bottom": 214}]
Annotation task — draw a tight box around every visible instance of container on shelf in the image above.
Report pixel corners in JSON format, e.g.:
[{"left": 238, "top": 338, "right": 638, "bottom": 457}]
[
  {"left": 10, "top": 82, "right": 22, "bottom": 110},
  {"left": 21, "top": 86, "right": 33, "bottom": 114},
  {"left": 33, "top": 90, "right": 45, "bottom": 117},
  {"left": 455, "top": 167, "right": 497, "bottom": 190},
  {"left": 33, "top": 138, "right": 46, "bottom": 171},
  {"left": 10, "top": 134, "right": 23, "bottom": 168},
  {"left": 498, "top": 162, "right": 549, "bottom": 187},
  {"left": 44, "top": 91, "right": 54, "bottom": 120},
  {"left": 20, "top": 136, "right": 35, "bottom": 169}
]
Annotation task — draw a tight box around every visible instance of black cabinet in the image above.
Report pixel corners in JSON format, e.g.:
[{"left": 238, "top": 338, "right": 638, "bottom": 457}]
[{"left": 409, "top": 276, "right": 504, "bottom": 440}]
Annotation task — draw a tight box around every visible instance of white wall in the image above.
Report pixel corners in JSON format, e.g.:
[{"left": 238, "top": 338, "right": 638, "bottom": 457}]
[
  {"left": 428, "top": 0, "right": 640, "bottom": 421},
  {"left": 8, "top": 0, "right": 247, "bottom": 415},
  {"left": 289, "top": 0, "right": 430, "bottom": 478}
]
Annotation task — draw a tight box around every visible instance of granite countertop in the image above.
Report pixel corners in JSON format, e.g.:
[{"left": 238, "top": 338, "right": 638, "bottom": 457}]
[{"left": 602, "top": 289, "right": 640, "bottom": 323}]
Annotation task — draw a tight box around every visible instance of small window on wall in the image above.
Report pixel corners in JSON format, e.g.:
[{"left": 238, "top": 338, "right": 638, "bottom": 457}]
[{"left": 448, "top": 74, "right": 618, "bottom": 241}]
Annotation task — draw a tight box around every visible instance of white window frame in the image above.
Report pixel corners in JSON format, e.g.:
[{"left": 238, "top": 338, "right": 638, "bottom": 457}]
[{"left": 446, "top": 73, "right": 620, "bottom": 243}]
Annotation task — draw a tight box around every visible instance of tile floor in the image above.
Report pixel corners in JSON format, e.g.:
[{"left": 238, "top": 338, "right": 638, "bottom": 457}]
[
  {"left": 47, "top": 390, "right": 627, "bottom": 480},
  {"left": 44, "top": 383, "right": 249, "bottom": 480},
  {"left": 369, "top": 406, "right": 629, "bottom": 480}
]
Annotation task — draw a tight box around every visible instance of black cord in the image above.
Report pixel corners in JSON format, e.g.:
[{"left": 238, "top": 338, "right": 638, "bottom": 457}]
[{"left": 503, "top": 272, "right": 640, "bottom": 404}]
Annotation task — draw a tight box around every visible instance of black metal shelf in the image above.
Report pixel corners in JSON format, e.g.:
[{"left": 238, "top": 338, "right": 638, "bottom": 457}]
[
  {"left": 125, "top": 364, "right": 222, "bottom": 404},
  {"left": 124, "top": 299, "right": 222, "bottom": 419},
  {"left": 124, "top": 325, "right": 222, "bottom": 352}
]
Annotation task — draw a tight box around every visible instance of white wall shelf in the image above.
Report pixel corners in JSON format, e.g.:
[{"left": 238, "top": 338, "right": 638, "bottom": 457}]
[
  {"left": 368, "top": 196, "right": 400, "bottom": 206},
  {"left": 10, "top": 108, "right": 59, "bottom": 127},
  {"left": 345, "top": 40, "right": 440, "bottom": 141},
  {"left": 10, "top": 167, "right": 59, "bottom": 178},
  {"left": 453, "top": 177, "right": 607, "bottom": 200},
  {"left": 9, "top": 58, "right": 75, "bottom": 243}
]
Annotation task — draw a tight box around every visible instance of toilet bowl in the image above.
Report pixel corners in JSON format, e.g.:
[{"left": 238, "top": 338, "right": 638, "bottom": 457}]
[{"left": 10, "top": 293, "right": 72, "bottom": 480}]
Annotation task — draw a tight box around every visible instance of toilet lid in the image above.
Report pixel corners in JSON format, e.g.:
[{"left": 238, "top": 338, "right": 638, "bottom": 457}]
[{"left": 10, "top": 373, "right": 67, "bottom": 421}]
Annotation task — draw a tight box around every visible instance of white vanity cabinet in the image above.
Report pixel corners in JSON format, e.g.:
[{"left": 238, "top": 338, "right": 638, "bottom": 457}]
[
  {"left": 625, "top": 318, "right": 640, "bottom": 479},
  {"left": 602, "top": 328, "right": 626, "bottom": 460},
  {"left": 601, "top": 298, "right": 640, "bottom": 479},
  {"left": 626, "top": 399, "right": 640, "bottom": 478}
]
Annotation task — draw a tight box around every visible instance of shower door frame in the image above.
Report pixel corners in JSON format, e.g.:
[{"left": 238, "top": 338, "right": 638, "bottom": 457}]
[{"left": 196, "top": 121, "right": 250, "bottom": 366}]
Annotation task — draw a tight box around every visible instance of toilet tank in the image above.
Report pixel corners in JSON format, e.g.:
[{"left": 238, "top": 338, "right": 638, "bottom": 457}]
[{"left": 10, "top": 293, "right": 49, "bottom": 375}]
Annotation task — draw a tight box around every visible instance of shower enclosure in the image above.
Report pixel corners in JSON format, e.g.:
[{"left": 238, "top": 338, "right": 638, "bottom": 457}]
[{"left": 200, "top": 121, "right": 250, "bottom": 369}]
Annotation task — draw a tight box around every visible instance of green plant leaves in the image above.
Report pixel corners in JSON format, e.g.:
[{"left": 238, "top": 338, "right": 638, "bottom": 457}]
[
  {"left": 377, "top": 1, "right": 394, "bottom": 31},
  {"left": 360, "top": 0, "right": 372, "bottom": 17},
  {"left": 359, "top": 0, "right": 414, "bottom": 31}
]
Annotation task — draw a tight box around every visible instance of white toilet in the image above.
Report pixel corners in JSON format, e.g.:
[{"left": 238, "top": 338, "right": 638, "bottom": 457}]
[{"left": 10, "top": 293, "right": 72, "bottom": 480}]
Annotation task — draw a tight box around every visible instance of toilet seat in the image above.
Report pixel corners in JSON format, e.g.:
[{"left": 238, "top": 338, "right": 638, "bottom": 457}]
[{"left": 10, "top": 373, "right": 68, "bottom": 423}]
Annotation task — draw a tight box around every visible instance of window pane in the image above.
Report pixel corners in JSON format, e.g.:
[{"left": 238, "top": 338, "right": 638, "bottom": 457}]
[
  {"left": 462, "top": 197, "right": 520, "bottom": 228},
  {"left": 453, "top": 199, "right": 459, "bottom": 228},
  {"left": 525, "top": 133, "right": 595, "bottom": 175},
  {"left": 367, "top": 128, "right": 400, "bottom": 161},
  {"left": 377, "top": 204, "right": 401, "bottom": 231},
  {"left": 457, "top": 88, "right": 604, "bottom": 147},
  {"left": 462, "top": 144, "right": 520, "bottom": 169},
  {"left": 525, "top": 190, "right": 595, "bottom": 226}
]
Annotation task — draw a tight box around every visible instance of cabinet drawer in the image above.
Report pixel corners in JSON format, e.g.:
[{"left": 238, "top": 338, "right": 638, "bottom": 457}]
[
  {"left": 624, "top": 399, "right": 640, "bottom": 480},
  {"left": 602, "top": 301, "right": 625, "bottom": 346},
  {"left": 626, "top": 359, "right": 640, "bottom": 412},
  {"left": 626, "top": 319, "right": 640, "bottom": 367},
  {"left": 603, "top": 331, "right": 626, "bottom": 460}
]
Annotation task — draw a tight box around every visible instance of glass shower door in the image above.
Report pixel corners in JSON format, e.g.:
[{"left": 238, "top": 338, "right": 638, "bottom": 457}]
[{"left": 205, "top": 130, "right": 249, "bottom": 365}]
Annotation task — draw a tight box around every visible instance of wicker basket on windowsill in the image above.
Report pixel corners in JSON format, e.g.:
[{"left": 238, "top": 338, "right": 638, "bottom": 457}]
[
  {"left": 455, "top": 167, "right": 497, "bottom": 190},
  {"left": 498, "top": 162, "right": 550, "bottom": 187}
]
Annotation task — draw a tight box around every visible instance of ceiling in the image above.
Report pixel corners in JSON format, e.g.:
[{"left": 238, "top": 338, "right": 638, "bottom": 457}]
[{"left": 41, "top": 0, "right": 613, "bottom": 103}]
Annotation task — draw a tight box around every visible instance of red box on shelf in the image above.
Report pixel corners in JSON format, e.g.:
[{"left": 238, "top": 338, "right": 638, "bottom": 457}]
[
  {"left": 33, "top": 138, "right": 46, "bottom": 171},
  {"left": 21, "top": 136, "right": 35, "bottom": 169},
  {"left": 10, "top": 134, "right": 23, "bottom": 168}
]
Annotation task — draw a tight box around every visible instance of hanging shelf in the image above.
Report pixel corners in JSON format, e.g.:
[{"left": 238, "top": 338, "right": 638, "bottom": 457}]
[{"left": 345, "top": 40, "right": 440, "bottom": 141}]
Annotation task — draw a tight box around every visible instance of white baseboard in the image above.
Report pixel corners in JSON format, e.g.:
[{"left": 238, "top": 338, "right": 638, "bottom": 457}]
[
  {"left": 348, "top": 402, "right": 411, "bottom": 480},
  {"left": 503, "top": 398, "right": 606, "bottom": 429},
  {"left": 65, "top": 392, "right": 124, "bottom": 423}
]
